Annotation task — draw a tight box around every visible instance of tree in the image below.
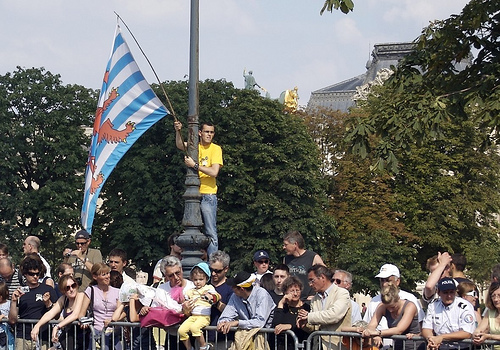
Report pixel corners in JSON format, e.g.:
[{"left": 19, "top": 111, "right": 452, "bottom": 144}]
[
  {"left": 392, "top": 118, "right": 500, "bottom": 278},
  {"left": 347, "top": 0, "right": 500, "bottom": 172},
  {"left": 344, "top": 0, "right": 500, "bottom": 281},
  {"left": 0, "top": 67, "right": 96, "bottom": 265},
  {"left": 302, "top": 108, "right": 423, "bottom": 295},
  {"left": 93, "top": 79, "right": 337, "bottom": 274}
]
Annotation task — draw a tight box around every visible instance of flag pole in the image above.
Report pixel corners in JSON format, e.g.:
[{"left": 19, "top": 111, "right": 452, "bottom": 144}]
[{"left": 177, "top": 0, "right": 207, "bottom": 276}]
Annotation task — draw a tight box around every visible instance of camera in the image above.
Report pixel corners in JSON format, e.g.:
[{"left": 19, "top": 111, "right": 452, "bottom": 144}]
[
  {"left": 75, "top": 277, "right": 82, "bottom": 286},
  {"left": 20, "top": 286, "right": 30, "bottom": 294}
]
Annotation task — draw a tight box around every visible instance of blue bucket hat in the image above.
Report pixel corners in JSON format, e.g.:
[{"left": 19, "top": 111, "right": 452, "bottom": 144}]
[{"left": 191, "top": 261, "right": 211, "bottom": 279}]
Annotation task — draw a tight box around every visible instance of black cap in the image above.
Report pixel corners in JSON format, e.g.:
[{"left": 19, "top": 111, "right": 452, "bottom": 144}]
[
  {"left": 437, "top": 277, "right": 457, "bottom": 291},
  {"left": 75, "top": 230, "right": 90, "bottom": 240},
  {"left": 226, "top": 271, "right": 254, "bottom": 288}
]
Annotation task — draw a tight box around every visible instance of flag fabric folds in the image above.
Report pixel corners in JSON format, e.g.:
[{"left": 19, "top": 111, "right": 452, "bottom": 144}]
[{"left": 81, "top": 25, "right": 169, "bottom": 233}]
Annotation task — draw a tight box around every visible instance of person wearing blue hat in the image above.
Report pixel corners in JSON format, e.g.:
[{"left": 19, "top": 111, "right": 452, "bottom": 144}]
[
  {"left": 252, "top": 250, "right": 272, "bottom": 284},
  {"left": 178, "top": 262, "right": 221, "bottom": 350},
  {"left": 422, "top": 277, "right": 476, "bottom": 350}
]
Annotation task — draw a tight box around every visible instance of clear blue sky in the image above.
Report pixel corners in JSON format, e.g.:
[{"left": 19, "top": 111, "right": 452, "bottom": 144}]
[{"left": 0, "top": 1, "right": 469, "bottom": 108}]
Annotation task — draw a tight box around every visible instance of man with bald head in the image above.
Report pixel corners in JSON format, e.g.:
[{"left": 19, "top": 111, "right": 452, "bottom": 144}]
[
  {"left": 0, "top": 258, "right": 23, "bottom": 299},
  {"left": 23, "top": 236, "right": 51, "bottom": 279}
]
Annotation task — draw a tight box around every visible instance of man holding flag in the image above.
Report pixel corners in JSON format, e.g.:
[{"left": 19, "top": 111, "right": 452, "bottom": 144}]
[{"left": 174, "top": 121, "right": 223, "bottom": 257}]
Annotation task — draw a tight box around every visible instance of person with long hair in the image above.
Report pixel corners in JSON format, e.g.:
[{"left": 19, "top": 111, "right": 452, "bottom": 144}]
[
  {"left": 473, "top": 282, "right": 500, "bottom": 348},
  {"left": 79, "top": 262, "right": 120, "bottom": 350},
  {"left": 31, "top": 275, "right": 85, "bottom": 349},
  {"left": 362, "top": 283, "right": 423, "bottom": 350}
]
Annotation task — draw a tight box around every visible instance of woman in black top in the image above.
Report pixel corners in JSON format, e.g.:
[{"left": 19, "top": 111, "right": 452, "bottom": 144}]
[{"left": 272, "top": 276, "right": 311, "bottom": 350}]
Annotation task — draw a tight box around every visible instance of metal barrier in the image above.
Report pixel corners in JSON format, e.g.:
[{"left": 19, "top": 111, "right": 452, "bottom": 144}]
[{"left": 8, "top": 320, "right": 500, "bottom": 350}]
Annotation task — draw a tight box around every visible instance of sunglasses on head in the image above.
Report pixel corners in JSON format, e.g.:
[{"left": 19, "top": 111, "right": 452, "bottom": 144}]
[{"left": 65, "top": 282, "right": 78, "bottom": 292}]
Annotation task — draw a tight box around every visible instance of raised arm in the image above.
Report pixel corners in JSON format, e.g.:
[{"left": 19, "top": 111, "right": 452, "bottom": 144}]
[
  {"left": 424, "top": 252, "right": 452, "bottom": 300},
  {"left": 174, "top": 121, "right": 187, "bottom": 151},
  {"left": 31, "top": 295, "right": 65, "bottom": 340}
]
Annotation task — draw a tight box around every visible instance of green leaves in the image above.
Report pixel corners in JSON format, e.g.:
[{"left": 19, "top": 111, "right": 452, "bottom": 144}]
[{"left": 320, "top": 0, "right": 354, "bottom": 15}]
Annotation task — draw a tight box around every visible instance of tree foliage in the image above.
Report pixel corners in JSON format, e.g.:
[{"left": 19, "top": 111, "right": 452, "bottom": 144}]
[
  {"left": 0, "top": 67, "right": 96, "bottom": 265},
  {"left": 347, "top": 0, "right": 500, "bottom": 172},
  {"left": 302, "top": 108, "right": 423, "bottom": 295},
  {"left": 94, "top": 79, "right": 337, "bottom": 274}
]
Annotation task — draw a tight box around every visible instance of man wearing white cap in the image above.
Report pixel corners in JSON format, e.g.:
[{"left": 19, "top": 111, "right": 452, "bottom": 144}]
[
  {"left": 363, "top": 263, "right": 425, "bottom": 349},
  {"left": 217, "top": 271, "right": 276, "bottom": 334}
]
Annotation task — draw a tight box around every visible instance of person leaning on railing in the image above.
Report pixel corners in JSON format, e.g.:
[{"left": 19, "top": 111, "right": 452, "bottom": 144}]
[
  {"left": 473, "top": 282, "right": 500, "bottom": 348},
  {"left": 30, "top": 275, "right": 85, "bottom": 350},
  {"left": 361, "top": 283, "right": 424, "bottom": 350}
]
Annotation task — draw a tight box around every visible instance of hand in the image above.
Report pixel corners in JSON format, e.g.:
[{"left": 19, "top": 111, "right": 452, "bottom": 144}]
[
  {"left": 129, "top": 293, "right": 139, "bottom": 301},
  {"left": 184, "top": 156, "right": 196, "bottom": 168},
  {"left": 362, "top": 329, "right": 377, "bottom": 337},
  {"left": 139, "top": 306, "right": 149, "bottom": 316},
  {"left": 30, "top": 326, "right": 39, "bottom": 341},
  {"left": 437, "top": 252, "right": 452, "bottom": 267},
  {"left": 473, "top": 331, "right": 488, "bottom": 345},
  {"left": 103, "top": 319, "right": 111, "bottom": 328},
  {"left": 426, "top": 335, "right": 442, "bottom": 350},
  {"left": 12, "top": 289, "right": 22, "bottom": 302},
  {"left": 274, "top": 324, "right": 291, "bottom": 335},
  {"left": 372, "top": 336, "right": 383, "bottom": 347},
  {"left": 217, "top": 321, "right": 237, "bottom": 334},
  {"left": 43, "top": 291, "right": 51, "bottom": 303},
  {"left": 52, "top": 327, "right": 60, "bottom": 343},
  {"left": 182, "top": 298, "right": 195, "bottom": 315},
  {"left": 174, "top": 121, "right": 182, "bottom": 131}
]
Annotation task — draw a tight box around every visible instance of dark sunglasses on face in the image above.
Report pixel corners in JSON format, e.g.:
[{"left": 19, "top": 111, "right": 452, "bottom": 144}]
[
  {"left": 75, "top": 241, "right": 87, "bottom": 246},
  {"left": 26, "top": 271, "right": 40, "bottom": 277},
  {"left": 334, "top": 279, "right": 343, "bottom": 285},
  {"left": 210, "top": 268, "right": 224, "bottom": 274},
  {"left": 65, "top": 282, "right": 78, "bottom": 292},
  {"left": 256, "top": 260, "right": 269, "bottom": 264}
]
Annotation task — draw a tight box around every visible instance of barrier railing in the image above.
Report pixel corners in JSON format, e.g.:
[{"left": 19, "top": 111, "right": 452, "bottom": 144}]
[{"left": 7, "top": 319, "right": 500, "bottom": 350}]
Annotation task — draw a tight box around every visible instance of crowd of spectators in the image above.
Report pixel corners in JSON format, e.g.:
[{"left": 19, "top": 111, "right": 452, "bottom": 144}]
[{"left": 0, "top": 232, "right": 499, "bottom": 350}]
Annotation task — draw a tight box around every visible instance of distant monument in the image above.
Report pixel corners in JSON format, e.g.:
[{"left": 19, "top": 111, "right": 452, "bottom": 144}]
[
  {"left": 243, "top": 69, "right": 261, "bottom": 90},
  {"left": 278, "top": 86, "right": 299, "bottom": 112}
]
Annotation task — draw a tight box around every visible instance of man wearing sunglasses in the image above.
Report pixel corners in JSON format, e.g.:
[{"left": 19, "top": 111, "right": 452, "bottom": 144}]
[
  {"left": 64, "top": 229, "right": 102, "bottom": 292},
  {"left": 332, "top": 269, "right": 362, "bottom": 325},
  {"left": 8, "top": 254, "right": 57, "bottom": 350},
  {"left": 207, "top": 250, "right": 233, "bottom": 348}
]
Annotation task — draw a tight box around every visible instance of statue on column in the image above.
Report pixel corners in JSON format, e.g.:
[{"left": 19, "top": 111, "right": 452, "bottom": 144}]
[{"left": 243, "top": 69, "right": 261, "bottom": 90}]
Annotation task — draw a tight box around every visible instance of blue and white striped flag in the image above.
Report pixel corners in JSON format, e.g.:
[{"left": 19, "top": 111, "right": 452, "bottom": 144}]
[{"left": 81, "top": 25, "right": 169, "bottom": 233}]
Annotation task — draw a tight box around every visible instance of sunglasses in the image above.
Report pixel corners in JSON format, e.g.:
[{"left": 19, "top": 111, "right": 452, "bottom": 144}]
[
  {"left": 334, "top": 279, "right": 344, "bottom": 285},
  {"left": 256, "top": 260, "right": 269, "bottom": 264},
  {"left": 26, "top": 271, "right": 40, "bottom": 277},
  {"left": 166, "top": 271, "right": 182, "bottom": 279},
  {"left": 210, "top": 268, "right": 225, "bottom": 274},
  {"left": 465, "top": 291, "right": 478, "bottom": 298},
  {"left": 75, "top": 241, "right": 88, "bottom": 246},
  {"left": 65, "top": 282, "right": 78, "bottom": 292}
]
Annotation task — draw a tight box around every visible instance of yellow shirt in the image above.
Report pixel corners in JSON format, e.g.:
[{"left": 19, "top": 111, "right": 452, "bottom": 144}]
[{"left": 198, "top": 143, "right": 223, "bottom": 194}]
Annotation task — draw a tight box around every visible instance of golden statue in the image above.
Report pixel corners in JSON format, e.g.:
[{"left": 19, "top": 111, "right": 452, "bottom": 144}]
[{"left": 279, "top": 86, "right": 299, "bottom": 112}]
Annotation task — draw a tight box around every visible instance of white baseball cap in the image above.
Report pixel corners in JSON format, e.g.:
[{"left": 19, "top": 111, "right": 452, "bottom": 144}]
[{"left": 375, "top": 263, "right": 400, "bottom": 278}]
